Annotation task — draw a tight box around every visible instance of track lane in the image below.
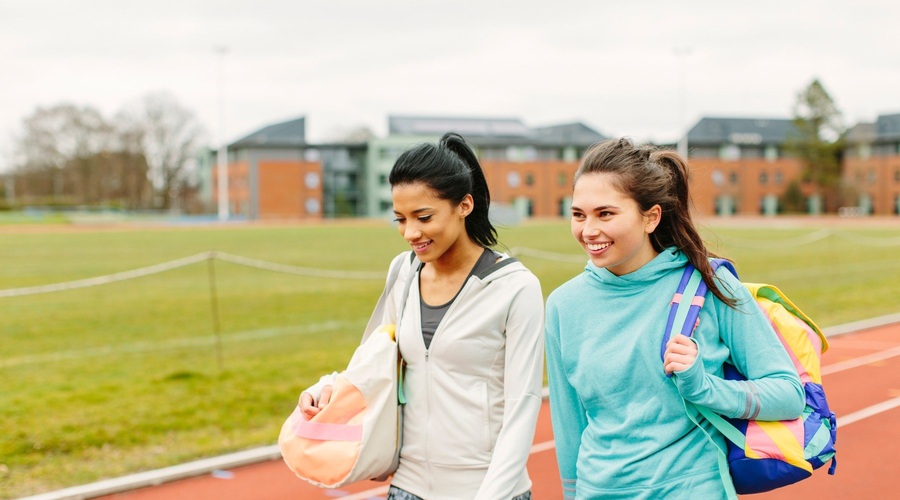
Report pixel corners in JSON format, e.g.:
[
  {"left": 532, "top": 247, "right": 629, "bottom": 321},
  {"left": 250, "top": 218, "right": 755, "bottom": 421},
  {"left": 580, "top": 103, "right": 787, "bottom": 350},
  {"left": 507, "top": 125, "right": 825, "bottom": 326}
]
[{"left": 94, "top": 323, "right": 900, "bottom": 500}]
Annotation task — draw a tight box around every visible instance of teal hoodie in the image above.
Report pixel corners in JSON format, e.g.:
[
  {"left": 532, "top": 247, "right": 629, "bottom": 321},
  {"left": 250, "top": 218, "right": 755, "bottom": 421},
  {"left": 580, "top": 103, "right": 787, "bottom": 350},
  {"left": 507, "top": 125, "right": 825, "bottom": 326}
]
[{"left": 545, "top": 248, "right": 804, "bottom": 499}]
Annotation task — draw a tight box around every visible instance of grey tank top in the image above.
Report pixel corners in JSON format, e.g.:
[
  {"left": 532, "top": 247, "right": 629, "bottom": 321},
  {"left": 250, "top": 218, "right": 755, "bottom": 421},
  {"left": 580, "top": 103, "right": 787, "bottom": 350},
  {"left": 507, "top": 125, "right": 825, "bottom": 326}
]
[{"left": 420, "top": 248, "right": 499, "bottom": 349}]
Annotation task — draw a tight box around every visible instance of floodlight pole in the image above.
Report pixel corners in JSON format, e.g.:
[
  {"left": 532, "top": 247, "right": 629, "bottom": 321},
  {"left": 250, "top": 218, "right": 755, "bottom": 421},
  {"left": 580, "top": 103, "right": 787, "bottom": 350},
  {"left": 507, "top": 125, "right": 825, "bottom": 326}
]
[
  {"left": 675, "top": 47, "right": 692, "bottom": 159},
  {"left": 215, "top": 45, "right": 229, "bottom": 222}
]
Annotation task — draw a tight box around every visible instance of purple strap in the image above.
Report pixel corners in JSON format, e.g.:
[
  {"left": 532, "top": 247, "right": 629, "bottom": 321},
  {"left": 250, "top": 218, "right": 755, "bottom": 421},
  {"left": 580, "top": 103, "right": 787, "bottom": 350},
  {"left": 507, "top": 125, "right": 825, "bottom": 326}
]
[{"left": 661, "top": 258, "right": 738, "bottom": 374}]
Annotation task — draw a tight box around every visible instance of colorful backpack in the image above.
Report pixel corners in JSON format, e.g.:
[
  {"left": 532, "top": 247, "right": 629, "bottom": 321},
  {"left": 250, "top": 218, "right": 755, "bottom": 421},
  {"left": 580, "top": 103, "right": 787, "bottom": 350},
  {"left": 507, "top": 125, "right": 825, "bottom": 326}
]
[{"left": 662, "top": 259, "right": 837, "bottom": 495}]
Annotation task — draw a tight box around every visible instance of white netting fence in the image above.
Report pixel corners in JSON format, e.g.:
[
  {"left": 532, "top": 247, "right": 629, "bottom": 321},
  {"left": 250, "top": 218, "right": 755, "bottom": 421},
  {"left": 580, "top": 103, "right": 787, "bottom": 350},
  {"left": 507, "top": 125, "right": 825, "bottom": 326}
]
[
  {"left": 3, "top": 229, "right": 900, "bottom": 299},
  {"left": 0, "top": 251, "right": 384, "bottom": 298}
]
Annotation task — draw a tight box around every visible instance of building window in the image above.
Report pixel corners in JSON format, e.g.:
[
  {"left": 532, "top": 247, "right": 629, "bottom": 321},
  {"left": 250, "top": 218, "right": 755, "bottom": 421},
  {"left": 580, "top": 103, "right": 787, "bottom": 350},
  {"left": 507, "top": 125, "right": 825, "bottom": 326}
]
[
  {"left": 557, "top": 173, "right": 569, "bottom": 187},
  {"left": 379, "top": 174, "right": 388, "bottom": 186},
  {"left": 720, "top": 144, "right": 740, "bottom": 161},
  {"left": 304, "top": 149, "right": 321, "bottom": 162},
  {"left": 759, "top": 172, "right": 768, "bottom": 185},
  {"left": 525, "top": 173, "right": 535, "bottom": 186},
  {"left": 506, "top": 146, "right": 537, "bottom": 162},
  {"left": 305, "top": 198, "right": 321, "bottom": 214},
  {"left": 774, "top": 171, "right": 783, "bottom": 185},
  {"left": 507, "top": 171, "right": 521, "bottom": 188},
  {"left": 729, "top": 172, "right": 739, "bottom": 185}
]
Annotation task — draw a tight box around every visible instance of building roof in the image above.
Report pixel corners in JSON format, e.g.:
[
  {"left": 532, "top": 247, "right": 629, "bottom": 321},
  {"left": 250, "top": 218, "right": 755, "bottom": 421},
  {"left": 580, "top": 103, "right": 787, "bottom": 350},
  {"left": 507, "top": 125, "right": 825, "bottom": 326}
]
[
  {"left": 875, "top": 113, "right": 900, "bottom": 141},
  {"left": 388, "top": 115, "right": 532, "bottom": 141},
  {"left": 388, "top": 115, "right": 606, "bottom": 147},
  {"left": 844, "top": 122, "right": 876, "bottom": 144},
  {"left": 230, "top": 117, "right": 306, "bottom": 149},
  {"left": 531, "top": 122, "right": 607, "bottom": 146},
  {"left": 687, "top": 117, "right": 798, "bottom": 145}
]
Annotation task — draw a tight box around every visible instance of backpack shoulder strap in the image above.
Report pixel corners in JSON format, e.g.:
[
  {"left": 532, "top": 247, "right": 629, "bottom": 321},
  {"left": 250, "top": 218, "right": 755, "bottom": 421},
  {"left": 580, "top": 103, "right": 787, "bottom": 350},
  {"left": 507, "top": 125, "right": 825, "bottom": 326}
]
[{"left": 660, "top": 259, "right": 739, "bottom": 366}]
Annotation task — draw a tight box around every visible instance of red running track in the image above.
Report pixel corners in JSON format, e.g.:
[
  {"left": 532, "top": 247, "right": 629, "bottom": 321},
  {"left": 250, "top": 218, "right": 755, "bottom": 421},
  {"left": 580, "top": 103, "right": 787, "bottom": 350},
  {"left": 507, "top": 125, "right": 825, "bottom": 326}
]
[{"left": 99, "top": 322, "right": 900, "bottom": 500}]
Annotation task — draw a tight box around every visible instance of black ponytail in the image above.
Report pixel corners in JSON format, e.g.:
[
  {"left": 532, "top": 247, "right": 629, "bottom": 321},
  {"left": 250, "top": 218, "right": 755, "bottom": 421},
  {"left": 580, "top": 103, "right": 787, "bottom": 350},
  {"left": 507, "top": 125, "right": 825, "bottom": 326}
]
[{"left": 389, "top": 132, "right": 498, "bottom": 248}]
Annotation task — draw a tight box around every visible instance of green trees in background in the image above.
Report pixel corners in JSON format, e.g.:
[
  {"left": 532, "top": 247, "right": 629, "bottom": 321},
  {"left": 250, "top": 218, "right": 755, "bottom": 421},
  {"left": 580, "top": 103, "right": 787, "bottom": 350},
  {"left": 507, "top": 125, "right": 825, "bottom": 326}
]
[{"left": 787, "top": 79, "right": 846, "bottom": 213}]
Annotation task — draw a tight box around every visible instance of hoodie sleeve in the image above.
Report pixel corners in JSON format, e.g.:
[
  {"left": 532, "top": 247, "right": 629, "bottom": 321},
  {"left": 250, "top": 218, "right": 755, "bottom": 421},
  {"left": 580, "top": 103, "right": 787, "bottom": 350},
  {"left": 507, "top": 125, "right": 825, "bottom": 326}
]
[
  {"left": 474, "top": 272, "right": 545, "bottom": 500},
  {"left": 673, "top": 268, "right": 805, "bottom": 422},
  {"left": 544, "top": 292, "right": 584, "bottom": 500}
]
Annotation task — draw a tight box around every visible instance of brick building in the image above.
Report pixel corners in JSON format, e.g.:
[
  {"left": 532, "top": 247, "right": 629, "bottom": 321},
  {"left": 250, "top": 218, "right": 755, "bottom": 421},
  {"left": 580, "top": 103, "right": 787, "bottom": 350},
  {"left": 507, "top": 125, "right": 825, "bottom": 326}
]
[
  {"left": 842, "top": 113, "right": 900, "bottom": 215},
  {"left": 367, "top": 116, "right": 605, "bottom": 219},
  {"left": 212, "top": 117, "right": 327, "bottom": 220},
  {"left": 684, "top": 117, "right": 817, "bottom": 215},
  {"left": 205, "top": 112, "right": 900, "bottom": 221}
]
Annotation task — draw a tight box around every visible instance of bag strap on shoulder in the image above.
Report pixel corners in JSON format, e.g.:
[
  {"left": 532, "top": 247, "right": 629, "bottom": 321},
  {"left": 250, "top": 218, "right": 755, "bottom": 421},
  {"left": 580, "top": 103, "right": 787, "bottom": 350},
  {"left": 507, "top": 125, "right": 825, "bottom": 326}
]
[
  {"left": 663, "top": 258, "right": 742, "bottom": 499},
  {"left": 361, "top": 251, "right": 418, "bottom": 344}
]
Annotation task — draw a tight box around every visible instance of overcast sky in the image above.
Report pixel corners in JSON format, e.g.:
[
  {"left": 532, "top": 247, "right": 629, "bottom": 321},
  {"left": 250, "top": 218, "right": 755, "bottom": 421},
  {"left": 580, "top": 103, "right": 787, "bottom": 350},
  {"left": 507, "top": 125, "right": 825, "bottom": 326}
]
[{"left": 1, "top": 0, "right": 897, "bottom": 168}]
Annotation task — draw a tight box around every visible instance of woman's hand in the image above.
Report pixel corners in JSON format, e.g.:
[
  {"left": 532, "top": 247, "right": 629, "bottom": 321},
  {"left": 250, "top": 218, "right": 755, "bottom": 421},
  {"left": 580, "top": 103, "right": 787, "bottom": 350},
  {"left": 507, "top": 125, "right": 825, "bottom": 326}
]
[
  {"left": 299, "top": 385, "right": 333, "bottom": 420},
  {"left": 664, "top": 334, "right": 698, "bottom": 375}
]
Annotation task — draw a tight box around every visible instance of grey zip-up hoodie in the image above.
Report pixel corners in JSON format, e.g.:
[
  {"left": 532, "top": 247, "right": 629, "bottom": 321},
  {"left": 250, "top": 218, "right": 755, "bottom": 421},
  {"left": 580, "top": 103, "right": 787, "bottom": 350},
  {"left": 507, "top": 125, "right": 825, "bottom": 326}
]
[
  {"left": 382, "top": 251, "right": 545, "bottom": 500},
  {"left": 306, "top": 251, "right": 544, "bottom": 499}
]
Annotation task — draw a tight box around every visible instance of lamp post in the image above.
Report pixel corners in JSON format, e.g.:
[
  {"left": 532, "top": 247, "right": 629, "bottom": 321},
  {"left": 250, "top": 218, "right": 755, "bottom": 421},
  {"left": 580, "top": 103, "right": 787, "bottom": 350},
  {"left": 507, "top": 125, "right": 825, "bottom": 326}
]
[
  {"left": 674, "top": 47, "right": 692, "bottom": 159},
  {"left": 215, "top": 45, "right": 229, "bottom": 221}
]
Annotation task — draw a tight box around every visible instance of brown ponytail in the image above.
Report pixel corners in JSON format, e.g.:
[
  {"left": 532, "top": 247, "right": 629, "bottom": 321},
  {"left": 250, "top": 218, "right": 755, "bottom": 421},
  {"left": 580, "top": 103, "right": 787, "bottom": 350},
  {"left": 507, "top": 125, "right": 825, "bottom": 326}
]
[
  {"left": 651, "top": 151, "right": 736, "bottom": 307},
  {"left": 577, "top": 138, "right": 737, "bottom": 307}
]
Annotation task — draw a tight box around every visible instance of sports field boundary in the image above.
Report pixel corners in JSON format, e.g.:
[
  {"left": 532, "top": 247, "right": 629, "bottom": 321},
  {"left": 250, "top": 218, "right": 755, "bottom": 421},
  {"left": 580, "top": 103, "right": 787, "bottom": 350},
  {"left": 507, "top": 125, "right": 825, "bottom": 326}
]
[{"left": 18, "top": 315, "right": 900, "bottom": 500}]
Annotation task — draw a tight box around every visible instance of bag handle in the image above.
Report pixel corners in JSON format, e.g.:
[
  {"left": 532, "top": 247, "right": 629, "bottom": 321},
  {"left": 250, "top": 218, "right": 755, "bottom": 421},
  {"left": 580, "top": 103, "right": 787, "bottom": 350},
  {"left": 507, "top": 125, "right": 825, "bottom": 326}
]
[{"left": 361, "top": 252, "right": 417, "bottom": 344}]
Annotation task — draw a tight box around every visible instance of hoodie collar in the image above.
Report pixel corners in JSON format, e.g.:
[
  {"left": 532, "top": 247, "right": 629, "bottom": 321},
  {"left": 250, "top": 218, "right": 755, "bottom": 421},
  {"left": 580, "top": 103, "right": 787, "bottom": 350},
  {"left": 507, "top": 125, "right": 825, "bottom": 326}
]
[{"left": 584, "top": 247, "right": 687, "bottom": 288}]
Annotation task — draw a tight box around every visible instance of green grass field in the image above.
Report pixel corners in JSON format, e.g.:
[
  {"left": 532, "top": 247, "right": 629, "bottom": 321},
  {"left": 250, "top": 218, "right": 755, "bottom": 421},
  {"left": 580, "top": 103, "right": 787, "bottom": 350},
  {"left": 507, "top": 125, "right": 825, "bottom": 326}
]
[{"left": 2, "top": 218, "right": 899, "bottom": 498}]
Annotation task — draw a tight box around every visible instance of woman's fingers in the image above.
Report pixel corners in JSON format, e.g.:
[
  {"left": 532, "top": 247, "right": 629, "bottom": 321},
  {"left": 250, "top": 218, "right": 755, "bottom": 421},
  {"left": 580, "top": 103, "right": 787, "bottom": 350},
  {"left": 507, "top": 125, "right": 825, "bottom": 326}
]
[
  {"left": 664, "top": 335, "right": 698, "bottom": 374},
  {"left": 298, "top": 385, "right": 334, "bottom": 420}
]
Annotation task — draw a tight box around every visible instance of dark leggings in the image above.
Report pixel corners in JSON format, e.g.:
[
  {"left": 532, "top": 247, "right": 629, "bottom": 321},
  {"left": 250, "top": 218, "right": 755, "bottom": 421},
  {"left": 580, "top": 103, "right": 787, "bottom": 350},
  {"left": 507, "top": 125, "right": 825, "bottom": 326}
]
[{"left": 386, "top": 485, "right": 532, "bottom": 500}]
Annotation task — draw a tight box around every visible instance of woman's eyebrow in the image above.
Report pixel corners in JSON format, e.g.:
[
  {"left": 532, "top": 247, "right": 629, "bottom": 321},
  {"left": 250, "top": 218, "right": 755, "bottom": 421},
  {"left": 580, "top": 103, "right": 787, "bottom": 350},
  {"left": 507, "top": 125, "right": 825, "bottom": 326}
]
[{"left": 393, "top": 207, "right": 434, "bottom": 215}]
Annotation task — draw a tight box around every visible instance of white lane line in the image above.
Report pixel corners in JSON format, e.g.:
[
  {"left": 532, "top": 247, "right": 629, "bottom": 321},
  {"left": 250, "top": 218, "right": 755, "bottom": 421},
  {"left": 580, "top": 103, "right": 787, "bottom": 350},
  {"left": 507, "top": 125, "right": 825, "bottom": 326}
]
[
  {"left": 821, "top": 345, "right": 900, "bottom": 375},
  {"left": 530, "top": 440, "right": 556, "bottom": 454},
  {"left": 839, "top": 397, "right": 900, "bottom": 427}
]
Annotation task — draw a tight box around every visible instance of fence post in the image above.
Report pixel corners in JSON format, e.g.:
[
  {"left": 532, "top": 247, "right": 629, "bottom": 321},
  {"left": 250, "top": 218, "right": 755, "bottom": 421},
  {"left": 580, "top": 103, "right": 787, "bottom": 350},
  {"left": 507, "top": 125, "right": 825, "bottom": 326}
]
[{"left": 207, "top": 252, "right": 224, "bottom": 373}]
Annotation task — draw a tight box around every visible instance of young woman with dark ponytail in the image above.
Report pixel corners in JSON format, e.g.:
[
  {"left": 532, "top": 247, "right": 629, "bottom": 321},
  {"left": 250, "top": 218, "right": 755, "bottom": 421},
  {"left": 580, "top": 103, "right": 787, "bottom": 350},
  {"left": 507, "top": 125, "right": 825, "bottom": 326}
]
[
  {"left": 302, "top": 132, "right": 544, "bottom": 500},
  {"left": 545, "top": 138, "right": 804, "bottom": 498}
]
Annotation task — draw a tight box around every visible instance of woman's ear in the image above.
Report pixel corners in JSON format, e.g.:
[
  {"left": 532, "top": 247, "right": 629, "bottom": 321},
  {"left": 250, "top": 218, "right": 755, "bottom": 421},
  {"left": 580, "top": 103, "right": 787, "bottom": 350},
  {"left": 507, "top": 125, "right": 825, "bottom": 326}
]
[
  {"left": 644, "top": 204, "right": 662, "bottom": 233},
  {"left": 458, "top": 193, "right": 474, "bottom": 218}
]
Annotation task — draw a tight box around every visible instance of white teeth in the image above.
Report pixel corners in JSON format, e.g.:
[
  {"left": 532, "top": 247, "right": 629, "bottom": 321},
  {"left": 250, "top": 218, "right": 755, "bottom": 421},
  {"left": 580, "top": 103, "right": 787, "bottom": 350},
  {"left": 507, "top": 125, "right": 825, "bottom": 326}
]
[{"left": 587, "top": 242, "right": 611, "bottom": 251}]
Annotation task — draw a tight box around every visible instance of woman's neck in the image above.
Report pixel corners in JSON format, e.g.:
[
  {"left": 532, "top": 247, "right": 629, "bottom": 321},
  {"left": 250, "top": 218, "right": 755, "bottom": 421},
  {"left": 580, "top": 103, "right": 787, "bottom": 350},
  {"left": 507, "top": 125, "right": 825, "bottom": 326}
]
[{"left": 428, "top": 239, "right": 485, "bottom": 276}]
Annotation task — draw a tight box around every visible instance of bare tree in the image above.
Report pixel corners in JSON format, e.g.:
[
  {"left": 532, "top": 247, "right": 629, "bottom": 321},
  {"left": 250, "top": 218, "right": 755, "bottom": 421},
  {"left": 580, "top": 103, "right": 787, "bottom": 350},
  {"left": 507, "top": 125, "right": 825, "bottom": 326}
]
[
  {"left": 116, "top": 92, "right": 206, "bottom": 210},
  {"left": 13, "top": 103, "right": 113, "bottom": 204}
]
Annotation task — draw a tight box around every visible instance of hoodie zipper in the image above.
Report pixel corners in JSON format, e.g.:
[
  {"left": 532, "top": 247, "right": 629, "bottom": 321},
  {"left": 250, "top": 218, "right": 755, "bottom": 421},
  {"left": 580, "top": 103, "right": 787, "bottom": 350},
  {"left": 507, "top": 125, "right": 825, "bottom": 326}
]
[{"left": 423, "top": 279, "right": 469, "bottom": 495}]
